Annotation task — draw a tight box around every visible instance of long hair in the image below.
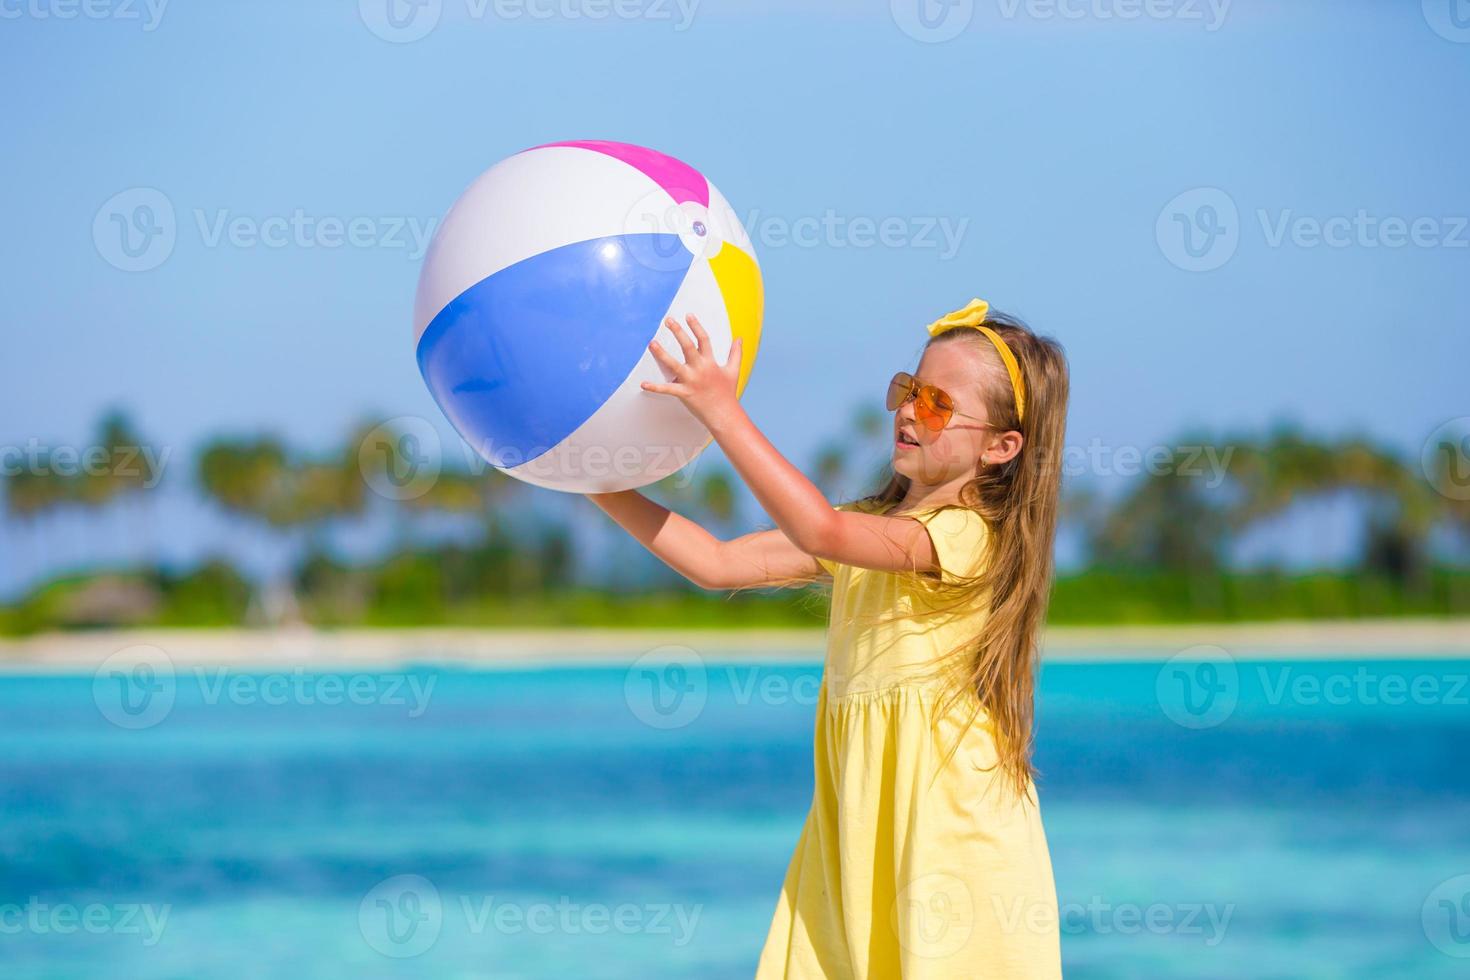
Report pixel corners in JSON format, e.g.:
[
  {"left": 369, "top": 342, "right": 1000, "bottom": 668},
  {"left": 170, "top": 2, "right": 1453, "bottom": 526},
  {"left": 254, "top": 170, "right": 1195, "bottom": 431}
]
[{"left": 862, "top": 310, "right": 1069, "bottom": 798}]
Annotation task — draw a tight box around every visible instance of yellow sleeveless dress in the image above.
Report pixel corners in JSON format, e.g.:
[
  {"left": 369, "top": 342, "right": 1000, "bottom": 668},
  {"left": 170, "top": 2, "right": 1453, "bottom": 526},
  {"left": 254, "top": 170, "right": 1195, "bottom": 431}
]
[{"left": 755, "top": 502, "right": 1062, "bottom": 980}]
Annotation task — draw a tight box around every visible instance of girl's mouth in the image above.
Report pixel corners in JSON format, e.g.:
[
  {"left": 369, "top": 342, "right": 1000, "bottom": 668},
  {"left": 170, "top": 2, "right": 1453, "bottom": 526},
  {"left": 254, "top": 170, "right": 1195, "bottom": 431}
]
[{"left": 895, "top": 430, "right": 920, "bottom": 449}]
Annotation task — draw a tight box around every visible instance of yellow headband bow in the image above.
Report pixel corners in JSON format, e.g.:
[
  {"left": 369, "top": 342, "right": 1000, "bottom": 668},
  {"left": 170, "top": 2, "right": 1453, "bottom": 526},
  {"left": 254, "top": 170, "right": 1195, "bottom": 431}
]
[{"left": 925, "top": 298, "right": 1027, "bottom": 424}]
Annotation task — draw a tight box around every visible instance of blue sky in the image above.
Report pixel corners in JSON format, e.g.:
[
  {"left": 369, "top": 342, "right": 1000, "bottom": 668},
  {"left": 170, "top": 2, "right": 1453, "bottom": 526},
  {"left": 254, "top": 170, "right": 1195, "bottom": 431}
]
[{"left": 1, "top": 0, "right": 1467, "bottom": 587}]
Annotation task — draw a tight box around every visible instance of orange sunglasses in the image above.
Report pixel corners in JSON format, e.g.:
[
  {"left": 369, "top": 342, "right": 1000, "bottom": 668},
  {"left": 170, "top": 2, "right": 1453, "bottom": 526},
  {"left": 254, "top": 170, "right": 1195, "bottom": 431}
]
[{"left": 886, "top": 371, "right": 987, "bottom": 432}]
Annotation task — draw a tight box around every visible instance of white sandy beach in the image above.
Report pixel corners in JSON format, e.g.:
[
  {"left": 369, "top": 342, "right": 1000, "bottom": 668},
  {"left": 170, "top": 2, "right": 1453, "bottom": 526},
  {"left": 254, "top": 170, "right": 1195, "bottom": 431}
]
[{"left": 0, "top": 619, "right": 1466, "bottom": 672}]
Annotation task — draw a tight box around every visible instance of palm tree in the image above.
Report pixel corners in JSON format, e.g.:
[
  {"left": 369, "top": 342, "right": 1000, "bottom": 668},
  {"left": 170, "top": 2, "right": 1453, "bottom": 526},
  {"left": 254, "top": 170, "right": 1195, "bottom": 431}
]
[
  {"left": 1422, "top": 424, "right": 1470, "bottom": 534},
  {"left": 809, "top": 402, "right": 891, "bottom": 502},
  {"left": 1224, "top": 427, "right": 1441, "bottom": 593},
  {"left": 3, "top": 411, "right": 164, "bottom": 581},
  {"left": 197, "top": 437, "right": 289, "bottom": 522},
  {"left": 1086, "top": 454, "right": 1229, "bottom": 574},
  {"left": 196, "top": 435, "right": 369, "bottom": 624},
  {"left": 4, "top": 459, "right": 70, "bottom": 584},
  {"left": 89, "top": 410, "right": 163, "bottom": 560}
]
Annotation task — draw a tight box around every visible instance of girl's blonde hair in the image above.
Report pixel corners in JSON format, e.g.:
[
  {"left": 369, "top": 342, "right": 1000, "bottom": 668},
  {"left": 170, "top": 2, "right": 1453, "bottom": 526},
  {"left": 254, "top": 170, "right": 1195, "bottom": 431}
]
[{"left": 863, "top": 310, "right": 1069, "bottom": 798}]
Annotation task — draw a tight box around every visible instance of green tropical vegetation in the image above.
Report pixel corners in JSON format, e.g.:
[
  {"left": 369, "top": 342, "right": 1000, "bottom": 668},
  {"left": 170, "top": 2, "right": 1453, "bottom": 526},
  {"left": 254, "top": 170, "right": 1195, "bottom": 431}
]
[{"left": 1, "top": 410, "right": 1466, "bottom": 635}]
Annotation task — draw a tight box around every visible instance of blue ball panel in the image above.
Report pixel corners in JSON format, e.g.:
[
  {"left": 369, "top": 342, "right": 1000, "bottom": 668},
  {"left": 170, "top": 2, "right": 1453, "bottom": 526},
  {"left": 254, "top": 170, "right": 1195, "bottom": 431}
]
[{"left": 416, "top": 234, "right": 692, "bottom": 466}]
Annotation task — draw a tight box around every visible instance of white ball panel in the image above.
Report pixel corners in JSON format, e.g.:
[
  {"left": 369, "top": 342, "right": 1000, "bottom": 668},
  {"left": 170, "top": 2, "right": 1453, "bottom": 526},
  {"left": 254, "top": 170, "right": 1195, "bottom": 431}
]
[
  {"left": 500, "top": 258, "right": 731, "bottom": 492},
  {"left": 413, "top": 146, "right": 679, "bottom": 341}
]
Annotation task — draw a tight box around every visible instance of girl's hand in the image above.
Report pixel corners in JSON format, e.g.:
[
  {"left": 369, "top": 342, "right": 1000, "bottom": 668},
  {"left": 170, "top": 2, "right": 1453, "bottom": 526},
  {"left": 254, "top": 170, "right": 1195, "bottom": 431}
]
[{"left": 641, "top": 314, "right": 745, "bottom": 431}]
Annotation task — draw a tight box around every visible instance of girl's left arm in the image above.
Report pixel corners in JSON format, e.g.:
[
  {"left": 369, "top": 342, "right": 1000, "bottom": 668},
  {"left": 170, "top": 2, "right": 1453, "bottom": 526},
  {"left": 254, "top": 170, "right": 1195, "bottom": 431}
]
[{"left": 643, "top": 315, "right": 941, "bottom": 576}]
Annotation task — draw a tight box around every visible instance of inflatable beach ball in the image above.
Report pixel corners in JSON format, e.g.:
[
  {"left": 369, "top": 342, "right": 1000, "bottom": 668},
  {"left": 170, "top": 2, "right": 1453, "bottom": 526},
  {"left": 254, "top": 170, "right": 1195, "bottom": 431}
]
[{"left": 413, "top": 140, "right": 764, "bottom": 493}]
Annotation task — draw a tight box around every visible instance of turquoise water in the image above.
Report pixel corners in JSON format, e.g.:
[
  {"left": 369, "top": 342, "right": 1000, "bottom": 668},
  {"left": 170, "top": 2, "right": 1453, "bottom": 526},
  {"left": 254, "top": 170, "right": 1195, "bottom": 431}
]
[{"left": 1, "top": 656, "right": 1467, "bottom": 978}]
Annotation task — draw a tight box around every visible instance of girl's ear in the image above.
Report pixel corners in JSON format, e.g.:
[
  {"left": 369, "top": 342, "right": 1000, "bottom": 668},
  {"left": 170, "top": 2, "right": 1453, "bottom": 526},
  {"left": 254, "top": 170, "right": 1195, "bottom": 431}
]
[{"left": 985, "top": 430, "right": 1024, "bottom": 467}]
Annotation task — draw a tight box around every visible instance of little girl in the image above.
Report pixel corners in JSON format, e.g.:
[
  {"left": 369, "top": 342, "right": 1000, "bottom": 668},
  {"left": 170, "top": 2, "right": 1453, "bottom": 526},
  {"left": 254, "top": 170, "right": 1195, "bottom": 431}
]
[{"left": 589, "top": 298, "right": 1067, "bottom": 979}]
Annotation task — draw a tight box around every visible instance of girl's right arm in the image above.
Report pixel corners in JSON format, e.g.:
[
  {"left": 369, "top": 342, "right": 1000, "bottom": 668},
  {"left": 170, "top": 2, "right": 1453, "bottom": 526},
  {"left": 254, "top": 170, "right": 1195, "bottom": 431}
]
[{"left": 586, "top": 490, "right": 825, "bottom": 591}]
